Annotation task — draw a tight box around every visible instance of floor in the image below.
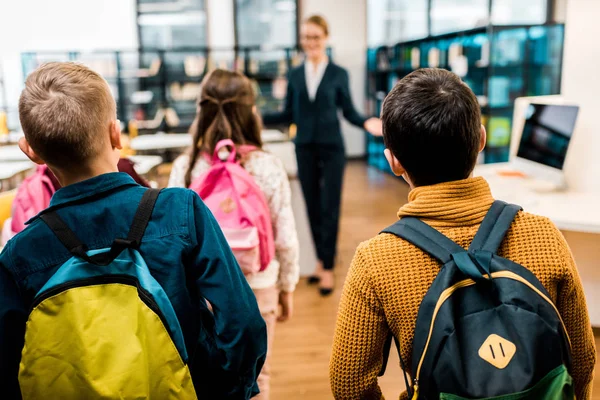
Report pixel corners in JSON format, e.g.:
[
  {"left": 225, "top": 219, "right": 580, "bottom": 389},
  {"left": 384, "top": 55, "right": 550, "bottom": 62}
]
[
  {"left": 270, "top": 162, "right": 410, "bottom": 399},
  {"left": 268, "top": 161, "right": 600, "bottom": 400}
]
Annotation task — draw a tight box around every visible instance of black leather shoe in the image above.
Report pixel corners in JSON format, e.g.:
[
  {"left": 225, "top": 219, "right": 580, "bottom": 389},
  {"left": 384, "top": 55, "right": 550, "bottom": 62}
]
[{"left": 308, "top": 276, "right": 321, "bottom": 285}]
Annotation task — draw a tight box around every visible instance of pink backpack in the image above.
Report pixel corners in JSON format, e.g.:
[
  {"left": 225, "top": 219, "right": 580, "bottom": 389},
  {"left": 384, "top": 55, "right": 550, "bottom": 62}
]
[
  {"left": 189, "top": 139, "right": 275, "bottom": 275},
  {"left": 10, "top": 165, "right": 57, "bottom": 237}
]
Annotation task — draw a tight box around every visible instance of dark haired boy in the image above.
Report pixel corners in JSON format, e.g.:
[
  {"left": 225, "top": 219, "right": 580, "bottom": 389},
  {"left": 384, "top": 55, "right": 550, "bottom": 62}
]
[{"left": 329, "top": 68, "right": 595, "bottom": 400}]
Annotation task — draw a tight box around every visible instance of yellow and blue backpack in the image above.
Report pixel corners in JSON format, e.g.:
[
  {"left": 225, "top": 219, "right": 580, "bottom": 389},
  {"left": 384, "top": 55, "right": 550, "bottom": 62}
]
[
  {"left": 18, "top": 189, "right": 198, "bottom": 400},
  {"left": 381, "top": 201, "right": 573, "bottom": 399}
]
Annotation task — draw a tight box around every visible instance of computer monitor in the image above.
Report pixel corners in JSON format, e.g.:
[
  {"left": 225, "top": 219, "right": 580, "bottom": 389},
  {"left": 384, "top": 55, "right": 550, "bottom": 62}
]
[{"left": 510, "top": 96, "right": 579, "bottom": 189}]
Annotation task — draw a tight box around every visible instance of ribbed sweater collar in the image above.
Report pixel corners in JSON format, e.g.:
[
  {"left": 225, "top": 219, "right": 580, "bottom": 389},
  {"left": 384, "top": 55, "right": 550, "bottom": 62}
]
[{"left": 398, "top": 177, "right": 495, "bottom": 227}]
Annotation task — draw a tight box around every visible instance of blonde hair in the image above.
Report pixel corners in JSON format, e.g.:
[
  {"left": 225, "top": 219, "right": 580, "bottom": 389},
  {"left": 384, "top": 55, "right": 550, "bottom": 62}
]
[
  {"left": 305, "top": 15, "right": 329, "bottom": 36},
  {"left": 18, "top": 62, "right": 116, "bottom": 168}
]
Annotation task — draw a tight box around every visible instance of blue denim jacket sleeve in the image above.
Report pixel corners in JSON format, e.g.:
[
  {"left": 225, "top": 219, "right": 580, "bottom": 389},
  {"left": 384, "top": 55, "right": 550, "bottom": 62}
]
[
  {"left": 185, "top": 193, "right": 267, "bottom": 399},
  {"left": 0, "top": 248, "right": 26, "bottom": 400}
]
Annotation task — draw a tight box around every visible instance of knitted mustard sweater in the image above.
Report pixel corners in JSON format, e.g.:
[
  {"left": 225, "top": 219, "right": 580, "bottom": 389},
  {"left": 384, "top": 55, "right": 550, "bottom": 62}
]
[{"left": 330, "top": 177, "right": 596, "bottom": 400}]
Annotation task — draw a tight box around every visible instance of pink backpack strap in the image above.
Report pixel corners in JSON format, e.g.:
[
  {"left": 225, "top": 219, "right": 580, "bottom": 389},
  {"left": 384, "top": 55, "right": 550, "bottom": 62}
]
[
  {"left": 212, "top": 139, "right": 237, "bottom": 163},
  {"left": 200, "top": 140, "right": 260, "bottom": 164},
  {"left": 238, "top": 144, "right": 259, "bottom": 155}
]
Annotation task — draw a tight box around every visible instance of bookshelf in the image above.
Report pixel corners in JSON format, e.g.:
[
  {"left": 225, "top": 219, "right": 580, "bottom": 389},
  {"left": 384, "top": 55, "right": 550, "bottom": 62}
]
[
  {"left": 20, "top": 46, "right": 311, "bottom": 134},
  {"left": 365, "top": 23, "right": 564, "bottom": 173}
]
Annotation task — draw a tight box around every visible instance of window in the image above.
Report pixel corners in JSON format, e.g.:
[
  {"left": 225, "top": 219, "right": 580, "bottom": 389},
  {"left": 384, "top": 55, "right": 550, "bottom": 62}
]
[
  {"left": 368, "top": 0, "right": 428, "bottom": 46},
  {"left": 235, "top": 0, "right": 297, "bottom": 47},
  {"left": 492, "top": 0, "right": 547, "bottom": 25},
  {"left": 431, "top": 0, "right": 489, "bottom": 35},
  {"left": 138, "top": 0, "right": 207, "bottom": 49}
]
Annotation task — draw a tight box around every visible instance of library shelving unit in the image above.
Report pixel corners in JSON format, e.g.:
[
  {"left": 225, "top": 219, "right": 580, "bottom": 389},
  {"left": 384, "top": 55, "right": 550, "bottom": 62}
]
[
  {"left": 20, "top": 46, "right": 308, "bottom": 134},
  {"left": 365, "top": 23, "right": 564, "bottom": 174}
]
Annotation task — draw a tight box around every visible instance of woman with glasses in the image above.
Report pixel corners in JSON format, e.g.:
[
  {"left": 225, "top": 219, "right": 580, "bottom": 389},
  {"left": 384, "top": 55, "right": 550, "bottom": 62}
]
[{"left": 263, "top": 15, "right": 382, "bottom": 296}]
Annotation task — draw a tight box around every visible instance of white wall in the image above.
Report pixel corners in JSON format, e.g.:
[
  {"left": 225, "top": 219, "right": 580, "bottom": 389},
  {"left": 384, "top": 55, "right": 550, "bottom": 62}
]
[
  {"left": 206, "top": 0, "right": 235, "bottom": 48},
  {"left": 301, "top": 0, "right": 368, "bottom": 157},
  {"left": 0, "top": 0, "right": 138, "bottom": 128},
  {"left": 561, "top": 0, "right": 600, "bottom": 193}
]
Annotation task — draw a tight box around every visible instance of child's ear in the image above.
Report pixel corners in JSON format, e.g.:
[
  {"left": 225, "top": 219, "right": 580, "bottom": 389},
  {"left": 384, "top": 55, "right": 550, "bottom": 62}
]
[
  {"left": 384, "top": 148, "right": 406, "bottom": 177},
  {"left": 109, "top": 120, "right": 123, "bottom": 150},
  {"left": 479, "top": 124, "right": 487, "bottom": 153},
  {"left": 18, "top": 137, "right": 45, "bottom": 165}
]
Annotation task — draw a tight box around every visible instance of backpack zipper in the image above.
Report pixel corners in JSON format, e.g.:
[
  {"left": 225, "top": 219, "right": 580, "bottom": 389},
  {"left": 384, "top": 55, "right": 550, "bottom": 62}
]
[{"left": 413, "top": 270, "right": 571, "bottom": 397}]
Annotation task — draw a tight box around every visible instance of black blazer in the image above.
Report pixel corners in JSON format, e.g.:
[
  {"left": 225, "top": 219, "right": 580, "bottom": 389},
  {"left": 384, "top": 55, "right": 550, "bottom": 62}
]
[{"left": 263, "top": 62, "right": 367, "bottom": 146}]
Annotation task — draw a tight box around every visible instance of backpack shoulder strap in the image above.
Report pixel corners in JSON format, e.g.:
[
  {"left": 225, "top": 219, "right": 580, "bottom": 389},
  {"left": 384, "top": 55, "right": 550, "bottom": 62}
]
[
  {"left": 126, "top": 188, "right": 160, "bottom": 247},
  {"left": 381, "top": 217, "right": 464, "bottom": 264},
  {"left": 468, "top": 200, "right": 522, "bottom": 254},
  {"left": 41, "top": 189, "right": 161, "bottom": 265}
]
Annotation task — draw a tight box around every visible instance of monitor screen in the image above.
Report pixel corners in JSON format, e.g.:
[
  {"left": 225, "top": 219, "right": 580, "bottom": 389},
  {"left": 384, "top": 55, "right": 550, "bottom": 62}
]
[{"left": 517, "top": 103, "right": 579, "bottom": 170}]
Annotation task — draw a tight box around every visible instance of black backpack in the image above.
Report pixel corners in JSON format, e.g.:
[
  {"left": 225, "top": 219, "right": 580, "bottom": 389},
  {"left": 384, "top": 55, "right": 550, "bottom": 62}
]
[{"left": 381, "top": 201, "right": 573, "bottom": 400}]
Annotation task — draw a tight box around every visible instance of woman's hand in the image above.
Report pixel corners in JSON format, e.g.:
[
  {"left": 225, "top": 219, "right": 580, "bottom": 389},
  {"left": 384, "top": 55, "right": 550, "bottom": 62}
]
[
  {"left": 278, "top": 291, "right": 294, "bottom": 322},
  {"left": 364, "top": 117, "right": 383, "bottom": 136}
]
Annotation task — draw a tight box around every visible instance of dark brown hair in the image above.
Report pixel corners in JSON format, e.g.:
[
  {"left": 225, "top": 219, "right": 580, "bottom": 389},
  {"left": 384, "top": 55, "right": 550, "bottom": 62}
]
[
  {"left": 18, "top": 62, "right": 115, "bottom": 168},
  {"left": 185, "top": 69, "right": 263, "bottom": 187},
  {"left": 382, "top": 68, "right": 482, "bottom": 187},
  {"left": 304, "top": 15, "right": 329, "bottom": 36}
]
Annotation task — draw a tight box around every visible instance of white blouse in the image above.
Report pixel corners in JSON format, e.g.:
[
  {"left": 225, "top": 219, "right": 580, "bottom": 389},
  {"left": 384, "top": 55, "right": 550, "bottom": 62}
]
[
  {"left": 168, "top": 150, "right": 300, "bottom": 293},
  {"left": 305, "top": 59, "right": 329, "bottom": 101}
]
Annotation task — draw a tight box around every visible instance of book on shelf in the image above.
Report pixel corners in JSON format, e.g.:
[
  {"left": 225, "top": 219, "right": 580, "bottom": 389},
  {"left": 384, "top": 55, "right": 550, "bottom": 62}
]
[
  {"left": 411, "top": 48, "right": 420, "bottom": 70},
  {"left": 278, "top": 59, "right": 288, "bottom": 76},
  {"left": 136, "top": 108, "right": 165, "bottom": 130},
  {"left": 184, "top": 56, "right": 205, "bottom": 77},
  {"left": 376, "top": 50, "right": 390, "bottom": 71},
  {"left": 136, "top": 58, "right": 162, "bottom": 78},
  {"left": 170, "top": 83, "right": 201, "bottom": 102},
  {"left": 272, "top": 77, "right": 287, "bottom": 100},
  {"left": 487, "top": 117, "right": 511, "bottom": 147},
  {"left": 234, "top": 56, "right": 245, "bottom": 74},
  {"left": 131, "top": 90, "right": 154, "bottom": 105},
  {"left": 428, "top": 48, "right": 440, "bottom": 68},
  {"left": 165, "top": 108, "right": 180, "bottom": 127}
]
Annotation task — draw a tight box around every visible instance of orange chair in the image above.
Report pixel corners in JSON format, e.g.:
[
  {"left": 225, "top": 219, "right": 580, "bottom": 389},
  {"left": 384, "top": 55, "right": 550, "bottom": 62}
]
[{"left": 0, "top": 189, "right": 16, "bottom": 232}]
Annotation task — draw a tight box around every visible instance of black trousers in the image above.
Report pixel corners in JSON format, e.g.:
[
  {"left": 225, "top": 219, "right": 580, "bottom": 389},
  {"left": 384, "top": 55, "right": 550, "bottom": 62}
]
[{"left": 295, "top": 144, "right": 346, "bottom": 271}]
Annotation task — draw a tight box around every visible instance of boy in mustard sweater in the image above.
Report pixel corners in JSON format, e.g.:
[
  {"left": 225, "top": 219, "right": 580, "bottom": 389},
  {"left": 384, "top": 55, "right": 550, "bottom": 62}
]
[{"left": 329, "top": 68, "right": 596, "bottom": 399}]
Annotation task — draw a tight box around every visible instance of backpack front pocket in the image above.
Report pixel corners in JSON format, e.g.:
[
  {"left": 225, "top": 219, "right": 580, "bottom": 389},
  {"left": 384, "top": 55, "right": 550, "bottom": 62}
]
[
  {"left": 19, "top": 279, "right": 197, "bottom": 400},
  {"left": 439, "top": 364, "right": 573, "bottom": 400},
  {"left": 224, "top": 227, "right": 261, "bottom": 275}
]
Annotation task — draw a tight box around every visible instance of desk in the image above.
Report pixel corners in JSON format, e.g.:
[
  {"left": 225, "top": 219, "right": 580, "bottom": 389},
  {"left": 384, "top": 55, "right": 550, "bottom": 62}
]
[
  {"left": 130, "top": 134, "right": 192, "bottom": 152},
  {"left": 264, "top": 142, "right": 298, "bottom": 179},
  {"left": 129, "top": 155, "right": 163, "bottom": 176},
  {"left": 0, "top": 161, "right": 34, "bottom": 191},
  {"left": 474, "top": 164, "right": 600, "bottom": 325},
  {"left": 0, "top": 145, "right": 28, "bottom": 162}
]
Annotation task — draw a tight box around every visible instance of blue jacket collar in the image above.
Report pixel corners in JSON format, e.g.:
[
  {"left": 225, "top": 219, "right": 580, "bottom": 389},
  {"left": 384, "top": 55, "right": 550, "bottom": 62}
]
[{"left": 27, "top": 172, "right": 138, "bottom": 224}]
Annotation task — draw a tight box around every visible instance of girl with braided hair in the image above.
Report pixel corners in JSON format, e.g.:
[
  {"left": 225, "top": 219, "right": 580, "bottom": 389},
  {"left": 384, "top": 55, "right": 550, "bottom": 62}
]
[{"left": 169, "top": 69, "right": 300, "bottom": 400}]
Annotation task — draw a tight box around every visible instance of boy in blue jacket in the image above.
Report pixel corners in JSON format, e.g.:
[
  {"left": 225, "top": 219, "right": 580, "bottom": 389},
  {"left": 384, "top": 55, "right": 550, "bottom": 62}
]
[{"left": 0, "top": 62, "right": 266, "bottom": 399}]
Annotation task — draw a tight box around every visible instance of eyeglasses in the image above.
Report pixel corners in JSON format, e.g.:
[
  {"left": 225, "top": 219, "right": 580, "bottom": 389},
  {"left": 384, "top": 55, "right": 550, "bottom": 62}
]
[{"left": 301, "top": 35, "right": 325, "bottom": 42}]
